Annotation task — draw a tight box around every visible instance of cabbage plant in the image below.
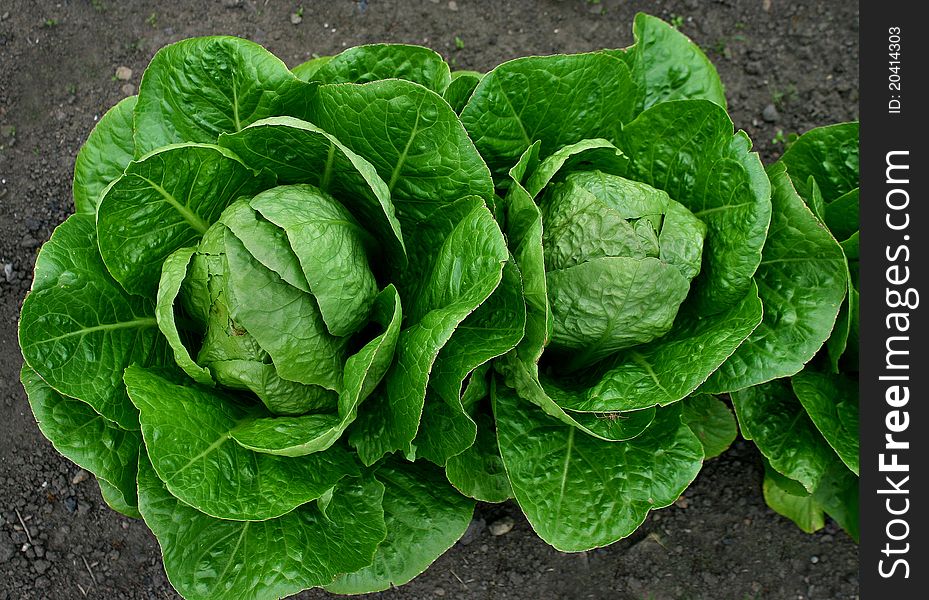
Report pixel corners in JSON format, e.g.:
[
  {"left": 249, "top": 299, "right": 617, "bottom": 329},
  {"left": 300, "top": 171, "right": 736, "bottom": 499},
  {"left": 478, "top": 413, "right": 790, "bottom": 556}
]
[
  {"left": 18, "top": 13, "right": 857, "bottom": 600},
  {"left": 731, "top": 123, "right": 860, "bottom": 539},
  {"left": 20, "top": 38, "right": 518, "bottom": 599},
  {"left": 456, "top": 13, "right": 851, "bottom": 550}
]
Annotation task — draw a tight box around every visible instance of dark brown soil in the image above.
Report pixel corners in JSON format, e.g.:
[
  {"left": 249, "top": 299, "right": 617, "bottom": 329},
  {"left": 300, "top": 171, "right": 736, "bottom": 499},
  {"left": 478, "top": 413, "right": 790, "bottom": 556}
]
[{"left": 0, "top": 1, "right": 859, "bottom": 599}]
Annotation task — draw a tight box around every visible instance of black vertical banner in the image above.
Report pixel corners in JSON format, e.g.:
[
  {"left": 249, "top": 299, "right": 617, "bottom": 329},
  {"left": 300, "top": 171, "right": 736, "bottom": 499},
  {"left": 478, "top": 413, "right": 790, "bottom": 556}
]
[{"left": 860, "top": 2, "right": 928, "bottom": 596}]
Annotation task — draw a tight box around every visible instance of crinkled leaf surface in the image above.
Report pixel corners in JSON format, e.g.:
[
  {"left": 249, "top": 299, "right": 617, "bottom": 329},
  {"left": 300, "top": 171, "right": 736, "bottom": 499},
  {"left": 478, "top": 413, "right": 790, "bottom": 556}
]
[
  {"left": 137, "top": 453, "right": 387, "bottom": 600},
  {"left": 73, "top": 95, "right": 137, "bottom": 214},
  {"left": 218, "top": 116, "right": 406, "bottom": 265},
  {"left": 308, "top": 79, "right": 493, "bottom": 220},
  {"left": 304, "top": 44, "right": 452, "bottom": 93},
  {"left": 350, "top": 200, "right": 507, "bottom": 464},
  {"left": 97, "top": 143, "right": 272, "bottom": 296},
  {"left": 571, "top": 282, "right": 762, "bottom": 412},
  {"left": 701, "top": 162, "right": 846, "bottom": 393},
  {"left": 223, "top": 226, "right": 348, "bottom": 391},
  {"left": 731, "top": 380, "right": 837, "bottom": 493},
  {"left": 415, "top": 259, "right": 525, "bottom": 465},
  {"left": 21, "top": 364, "right": 141, "bottom": 515},
  {"left": 124, "top": 366, "right": 358, "bottom": 520},
  {"left": 494, "top": 382, "right": 703, "bottom": 551},
  {"left": 460, "top": 52, "right": 636, "bottom": 178},
  {"left": 791, "top": 371, "right": 859, "bottom": 475},
  {"left": 680, "top": 394, "right": 737, "bottom": 460},
  {"left": 133, "top": 36, "right": 313, "bottom": 154},
  {"left": 228, "top": 286, "right": 402, "bottom": 457},
  {"left": 325, "top": 459, "right": 473, "bottom": 594},
  {"left": 249, "top": 185, "right": 378, "bottom": 337},
  {"left": 779, "top": 122, "right": 859, "bottom": 203},
  {"left": 615, "top": 99, "right": 771, "bottom": 313},
  {"left": 19, "top": 214, "right": 166, "bottom": 429}
]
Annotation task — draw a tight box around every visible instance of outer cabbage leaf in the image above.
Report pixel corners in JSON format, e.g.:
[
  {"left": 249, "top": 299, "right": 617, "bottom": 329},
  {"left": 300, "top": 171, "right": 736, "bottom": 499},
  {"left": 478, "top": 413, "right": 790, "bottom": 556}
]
[
  {"left": 137, "top": 453, "right": 387, "bottom": 600},
  {"left": 731, "top": 380, "right": 838, "bottom": 493},
  {"left": 298, "top": 44, "right": 452, "bottom": 94},
  {"left": 680, "top": 394, "right": 737, "bottom": 460},
  {"left": 73, "top": 95, "right": 137, "bottom": 214},
  {"left": 21, "top": 364, "right": 141, "bottom": 516},
  {"left": 615, "top": 12, "right": 726, "bottom": 113},
  {"left": 325, "top": 459, "right": 473, "bottom": 594},
  {"left": 124, "top": 366, "right": 359, "bottom": 521},
  {"left": 308, "top": 79, "right": 494, "bottom": 220},
  {"left": 494, "top": 381, "right": 703, "bottom": 551},
  {"left": 791, "top": 371, "right": 859, "bottom": 475},
  {"left": 96, "top": 143, "right": 273, "bottom": 296},
  {"left": 700, "top": 161, "right": 847, "bottom": 393},
  {"left": 778, "top": 122, "right": 859, "bottom": 204},
  {"left": 19, "top": 214, "right": 168, "bottom": 429},
  {"left": 133, "top": 36, "right": 314, "bottom": 154},
  {"left": 460, "top": 53, "right": 636, "bottom": 178}
]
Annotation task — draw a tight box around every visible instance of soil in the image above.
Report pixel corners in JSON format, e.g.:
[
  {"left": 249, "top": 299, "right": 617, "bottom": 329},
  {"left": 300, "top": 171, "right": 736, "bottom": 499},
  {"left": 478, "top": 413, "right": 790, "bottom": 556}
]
[{"left": 0, "top": 1, "right": 860, "bottom": 599}]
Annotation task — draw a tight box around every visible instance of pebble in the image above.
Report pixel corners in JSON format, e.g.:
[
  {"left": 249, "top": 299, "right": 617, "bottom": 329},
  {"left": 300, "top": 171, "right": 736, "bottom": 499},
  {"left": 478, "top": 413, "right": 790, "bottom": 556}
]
[
  {"left": 115, "top": 66, "right": 133, "bottom": 81},
  {"left": 3, "top": 263, "right": 13, "bottom": 283},
  {"left": 64, "top": 497, "right": 77, "bottom": 513},
  {"left": 762, "top": 103, "right": 780, "bottom": 122},
  {"left": 448, "top": 1, "right": 458, "bottom": 10},
  {"left": 72, "top": 469, "right": 89, "bottom": 485},
  {"left": 290, "top": 13, "right": 303, "bottom": 25},
  {"left": 434, "top": 587, "right": 446, "bottom": 597},
  {"left": 121, "top": 83, "right": 135, "bottom": 96},
  {"left": 810, "top": 555, "right": 819, "bottom": 564},
  {"left": 488, "top": 516, "right": 514, "bottom": 536}
]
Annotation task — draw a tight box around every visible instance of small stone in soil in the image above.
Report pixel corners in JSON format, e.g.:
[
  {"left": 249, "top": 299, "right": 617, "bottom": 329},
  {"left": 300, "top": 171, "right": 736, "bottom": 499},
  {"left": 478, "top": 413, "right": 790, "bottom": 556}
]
[
  {"left": 115, "top": 66, "right": 133, "bottom": 81},
  {"left": 121, "top": 83, "right": 135, "bottom": 96},
  {"left": 489, "top": 517, "right": 514, "bottom": 536},
  {"left": 762, "top": 103, "right": 780, "bottom": 122},
  {"left": 290, "top": 13, "right": 303, "bottom": 24},
  {"left": 72, "top": 469, "right": 89, "bottom": 485}
]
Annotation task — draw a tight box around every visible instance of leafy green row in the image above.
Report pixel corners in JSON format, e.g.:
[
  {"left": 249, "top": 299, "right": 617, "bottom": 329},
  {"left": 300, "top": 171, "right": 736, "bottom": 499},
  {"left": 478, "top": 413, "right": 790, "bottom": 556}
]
[{"left": 18, "top": 13, "right": 858, "bottom": 599}]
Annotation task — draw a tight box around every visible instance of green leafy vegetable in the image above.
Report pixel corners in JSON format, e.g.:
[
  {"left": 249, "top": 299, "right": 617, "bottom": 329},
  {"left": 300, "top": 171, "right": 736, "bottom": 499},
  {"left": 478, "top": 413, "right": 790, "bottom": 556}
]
[
  {"left": 730, "top": 122, "right": 859, "bottom": 538},
  {"left": 19, "top": 16, "right": 859, "bottom": 599}
]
